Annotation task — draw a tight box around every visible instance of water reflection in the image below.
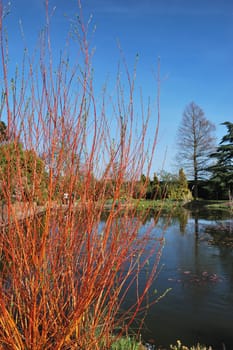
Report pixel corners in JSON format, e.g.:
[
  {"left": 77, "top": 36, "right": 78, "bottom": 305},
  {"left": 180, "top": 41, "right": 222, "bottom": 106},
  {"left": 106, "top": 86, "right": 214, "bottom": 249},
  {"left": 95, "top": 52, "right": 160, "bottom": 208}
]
[{"left": 122, "top": 209, "right": 233, "bottom": 349}]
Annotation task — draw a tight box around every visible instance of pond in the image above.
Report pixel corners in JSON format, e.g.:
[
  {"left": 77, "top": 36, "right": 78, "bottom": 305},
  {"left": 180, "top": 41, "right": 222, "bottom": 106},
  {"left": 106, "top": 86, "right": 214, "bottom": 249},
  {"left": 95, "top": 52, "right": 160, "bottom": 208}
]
[{"left": 123, "top": 209, "right": 233, "bottom": 349}]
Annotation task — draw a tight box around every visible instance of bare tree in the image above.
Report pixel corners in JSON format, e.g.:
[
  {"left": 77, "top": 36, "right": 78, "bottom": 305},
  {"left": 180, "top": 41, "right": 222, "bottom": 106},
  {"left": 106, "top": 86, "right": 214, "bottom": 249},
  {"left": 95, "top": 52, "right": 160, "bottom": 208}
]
[{"left": 176, "top": 102, "right": 216, "bottom": 199}]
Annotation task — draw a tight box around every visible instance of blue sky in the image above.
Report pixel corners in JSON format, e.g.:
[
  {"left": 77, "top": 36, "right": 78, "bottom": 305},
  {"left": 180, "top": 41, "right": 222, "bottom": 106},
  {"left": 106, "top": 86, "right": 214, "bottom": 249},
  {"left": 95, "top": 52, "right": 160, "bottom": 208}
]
[{"left": 2, "top": 0, "right": 233, "bottom": 174}]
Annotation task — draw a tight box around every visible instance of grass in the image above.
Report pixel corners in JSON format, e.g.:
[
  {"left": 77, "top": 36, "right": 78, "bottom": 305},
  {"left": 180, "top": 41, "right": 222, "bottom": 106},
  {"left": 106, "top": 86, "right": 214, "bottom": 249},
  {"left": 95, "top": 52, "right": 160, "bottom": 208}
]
[
  {"left": 169, "top": 340, "right": 213, "bottom": 350},
  {"left": 133, "top": 199, "right": 185, "bottom": 212},
  {"left": 184, "top": 199, "right": 232, "bottom": 213},
  {"left": 132, "top": 198, "right": 233, "bottom": 214},
  {"left": 110, "top": 338, "right": 218, "bottom": 350}
]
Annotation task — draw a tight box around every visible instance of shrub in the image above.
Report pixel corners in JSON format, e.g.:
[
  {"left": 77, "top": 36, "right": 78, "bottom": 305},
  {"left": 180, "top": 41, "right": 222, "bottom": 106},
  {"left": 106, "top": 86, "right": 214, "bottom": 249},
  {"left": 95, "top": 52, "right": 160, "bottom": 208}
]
[{"left": 0, "top": 1, "right": 164, "bottom": 349}]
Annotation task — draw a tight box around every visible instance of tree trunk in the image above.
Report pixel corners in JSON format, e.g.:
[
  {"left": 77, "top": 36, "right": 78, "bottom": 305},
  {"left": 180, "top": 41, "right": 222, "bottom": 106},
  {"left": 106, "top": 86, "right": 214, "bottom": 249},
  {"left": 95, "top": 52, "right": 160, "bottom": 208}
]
[{"left": 193, "top": 150, "right": 198, "bottom": 200}]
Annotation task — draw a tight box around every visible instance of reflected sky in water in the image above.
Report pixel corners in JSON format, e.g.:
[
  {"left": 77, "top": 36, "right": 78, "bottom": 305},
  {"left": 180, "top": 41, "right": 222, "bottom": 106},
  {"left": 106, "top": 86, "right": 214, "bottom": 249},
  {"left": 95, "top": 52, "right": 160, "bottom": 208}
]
[{"left": 122, "top": 210, "right": 233, "bottom": 348}]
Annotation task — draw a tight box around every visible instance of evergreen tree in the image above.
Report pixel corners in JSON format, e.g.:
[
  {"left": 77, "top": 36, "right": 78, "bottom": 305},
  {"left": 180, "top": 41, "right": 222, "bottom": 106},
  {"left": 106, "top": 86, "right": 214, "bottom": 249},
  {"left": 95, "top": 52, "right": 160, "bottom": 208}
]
[
  {"left": 159, "top": 169, "right": 192, "bottom": 201},
  {"left": 151, "top": 172, "right": 161, "bottom": 199},
  {"left": 178, "top": 168, "right": 188, "bottom": 189},
  {"left": 207, "top": 122, "right": 233, "bottom": 199},
  {"left": 177, "top": 168, "right": 192, "bottom": 201}
]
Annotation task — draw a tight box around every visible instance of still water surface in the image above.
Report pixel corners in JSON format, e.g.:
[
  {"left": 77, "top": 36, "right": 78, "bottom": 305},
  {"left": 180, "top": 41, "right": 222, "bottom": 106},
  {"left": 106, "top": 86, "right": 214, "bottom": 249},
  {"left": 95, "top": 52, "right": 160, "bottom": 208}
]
[{"left": 124, "top": 211, "right": 233, "bottom": 349}]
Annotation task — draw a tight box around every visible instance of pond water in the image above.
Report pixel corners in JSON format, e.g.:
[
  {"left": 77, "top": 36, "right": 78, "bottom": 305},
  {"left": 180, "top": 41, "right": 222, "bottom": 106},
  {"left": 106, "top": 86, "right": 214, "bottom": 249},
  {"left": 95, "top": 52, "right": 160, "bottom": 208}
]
[{"left": 123, "top": 210, "right": 233, "bottom": 349}]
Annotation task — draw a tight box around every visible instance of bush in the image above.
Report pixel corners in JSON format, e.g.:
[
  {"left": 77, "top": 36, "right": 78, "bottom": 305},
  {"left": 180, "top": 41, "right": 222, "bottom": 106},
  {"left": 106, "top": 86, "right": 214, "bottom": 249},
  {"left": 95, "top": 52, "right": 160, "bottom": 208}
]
[{"left": 0, "top": 1, "right": 164, "bottom": 348}]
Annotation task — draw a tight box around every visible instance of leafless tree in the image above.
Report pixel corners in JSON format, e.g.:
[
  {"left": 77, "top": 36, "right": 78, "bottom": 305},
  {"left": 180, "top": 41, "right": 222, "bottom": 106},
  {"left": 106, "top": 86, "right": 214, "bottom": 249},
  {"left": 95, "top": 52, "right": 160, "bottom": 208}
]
[{"left": 176, "top": 102, "right": 216, "bottom": 199}]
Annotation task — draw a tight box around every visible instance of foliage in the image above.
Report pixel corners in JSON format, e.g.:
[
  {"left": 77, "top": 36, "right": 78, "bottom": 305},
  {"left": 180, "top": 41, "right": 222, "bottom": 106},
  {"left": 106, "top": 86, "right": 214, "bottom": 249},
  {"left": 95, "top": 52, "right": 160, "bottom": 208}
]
[
  {"left": 0, "top": 141, "right": 48, "bottom": 203},
  {"left": 148, "top": 173, "right": 162, "bottom": 199},
  {"left": 207, "top": 121, "right": 233, "bottom": 199},
  {"left": 134, "top": 169, "right": 192, "bottom": 202},
  {"left": 170, "top": 340, "right": 213, "bottom": 350},
  {"left": 176, "top": 168, "right": 192, "bottom": 201},
  {"left": 176, "top": 102, "right": 216, "bottom": 199},
  {"left": 0, "top": 120, "right": 8, "bottom": 143},
  {"left": 110, "top": 339, "right": 216, "bottom": 350},
  {"left": 0, "top": 1, "right": 163, "bottom": 349},
  {"left": 111, "top": 336, "right": 143, "bottom": 350},
  {"left": 159, "top": 169, "right": 192, "bottom": 201}
]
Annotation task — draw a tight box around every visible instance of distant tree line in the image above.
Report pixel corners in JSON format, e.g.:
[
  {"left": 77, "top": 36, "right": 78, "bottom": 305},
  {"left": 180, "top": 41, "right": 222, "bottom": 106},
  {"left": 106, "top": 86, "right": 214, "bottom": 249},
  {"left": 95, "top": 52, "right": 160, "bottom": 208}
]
[
  {"left": 133, "top": 168, "right": 192, "bottom": 201},
  {"left": 1, "top": 115, "right": 232, "bottom": 203}
]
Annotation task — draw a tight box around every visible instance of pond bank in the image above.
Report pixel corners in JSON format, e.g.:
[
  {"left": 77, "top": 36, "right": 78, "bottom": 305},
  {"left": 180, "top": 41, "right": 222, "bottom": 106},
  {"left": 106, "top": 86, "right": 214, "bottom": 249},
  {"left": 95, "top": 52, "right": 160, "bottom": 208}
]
[
  {"left": 183, "top": 200, "right": 232, "bottom": 214},
  {"left": 1, "top": 199, "right": 232, "bottom": 227}
]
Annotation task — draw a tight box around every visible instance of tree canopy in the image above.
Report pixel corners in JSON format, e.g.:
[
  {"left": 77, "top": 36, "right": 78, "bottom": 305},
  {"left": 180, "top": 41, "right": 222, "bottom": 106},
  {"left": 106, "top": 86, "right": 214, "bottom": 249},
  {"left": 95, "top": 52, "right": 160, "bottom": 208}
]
[
  {"left": 207, "top": 121, "right": 233, "bottom": 199},
  {"left": 0, "top": 140, "right": 48, "bottom": 203}
]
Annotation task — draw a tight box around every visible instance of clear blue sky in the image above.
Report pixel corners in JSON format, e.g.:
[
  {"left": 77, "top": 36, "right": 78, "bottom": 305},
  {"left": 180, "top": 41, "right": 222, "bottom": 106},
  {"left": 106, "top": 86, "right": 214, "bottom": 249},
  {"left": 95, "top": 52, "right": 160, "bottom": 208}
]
[{"left": 2, "top": 0, "right": 233, "bottom": 174}]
